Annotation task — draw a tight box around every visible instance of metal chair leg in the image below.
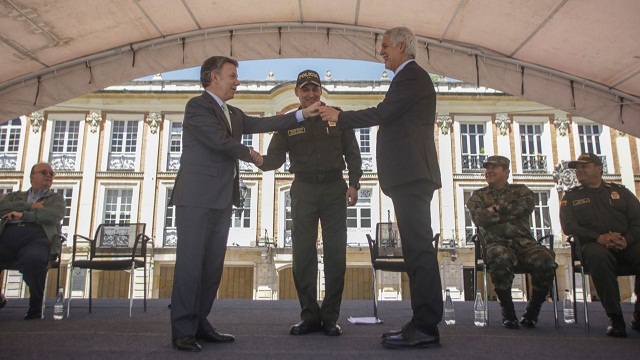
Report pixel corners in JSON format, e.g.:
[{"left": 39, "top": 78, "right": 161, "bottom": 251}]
[
  {"left": 582, "top": 271, "right": 589, "bottom": 331},
  {"left": 372, "top": 269, "right": 379, "bottom": 322},
  {"left": 483, "top": 266, "right": 489, "bottom": 325},
  {"left": 129, "top": 263, "right": 134, "bottom": 318},
  {"left": 66, "top": 266, "right": 73, "bottom": 318},
  {"left": 552, "top": 277, "right": 559, "bottom": 329}
]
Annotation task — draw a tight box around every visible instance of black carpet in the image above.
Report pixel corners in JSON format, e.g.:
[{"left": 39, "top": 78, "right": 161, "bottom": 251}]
[{"left": 0, "top": 298, "right": 637, "bottom": 359}]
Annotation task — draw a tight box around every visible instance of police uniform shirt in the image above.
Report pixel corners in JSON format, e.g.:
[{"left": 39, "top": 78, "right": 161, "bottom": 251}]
[
  {"left": 259, "top": 113, "right": 362, "bottom": 187},
  {"left": 560, "top": 181, "right": 640, "bottom": 246}
]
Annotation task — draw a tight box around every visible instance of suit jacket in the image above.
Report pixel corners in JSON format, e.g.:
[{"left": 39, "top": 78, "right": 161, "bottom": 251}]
[
  {"left": 171, "top": 91, "right": 299, "bottom": 209},
  {"left": 0, "top": 189, "right": 66, "bottom": 256},
  {"left": 336, "top": 61, "right": 441, "bottom": 193}
]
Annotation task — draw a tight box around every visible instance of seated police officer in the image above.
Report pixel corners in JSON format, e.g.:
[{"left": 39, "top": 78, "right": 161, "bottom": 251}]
[
  {"left": 467, "top": 155, "right": 557, "bottom": 329},
  {"left": 0, "top": 162, "right": 66, "bottom": 320},
  {"left": 560, "top": 153, "right": 640, "bottom": 337}
]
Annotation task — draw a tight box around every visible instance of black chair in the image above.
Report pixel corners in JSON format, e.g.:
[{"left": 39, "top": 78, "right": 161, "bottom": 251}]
[
  {"left": 0, "top": 232, "right": 66, "bottom": 319},
  {"left": 471, "top": 233, "right": 559, "bottom": 328},
  {"left": 67, "top": 223, "right": 150, "bottom": 317},
  {"left": 366, "top": 222, "right": 439, "bottom": 323},
  {"left": 566, "top": 235, "right": 635, "bottom": 331}
]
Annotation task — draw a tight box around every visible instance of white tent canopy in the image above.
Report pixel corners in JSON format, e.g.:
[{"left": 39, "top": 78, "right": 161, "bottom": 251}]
[{"left": 1, "top": 0, "right": 639, "bottom": 135}]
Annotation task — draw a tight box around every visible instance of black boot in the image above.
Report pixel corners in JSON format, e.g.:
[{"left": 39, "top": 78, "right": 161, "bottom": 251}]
[
  {"left": 495, "top": 288, "right": 519, "bottom": 329},
  {"left": 520, "top": 290, "right": 547, "bottom": 328},
  {"left": 606, "top": 313, "right": 627, "bottom": 337}
]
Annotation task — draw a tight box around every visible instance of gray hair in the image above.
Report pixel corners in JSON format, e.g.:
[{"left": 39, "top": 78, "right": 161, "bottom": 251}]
[
  {"left": 384, "top": 27, "right": 417, "bottom": 59},
  {"left": 200, "top": 56, "right": 239, "bottom": 88}
]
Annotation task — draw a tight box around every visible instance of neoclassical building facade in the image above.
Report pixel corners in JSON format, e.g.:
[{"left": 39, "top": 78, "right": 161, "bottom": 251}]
[{"left": 1, "top": 74, "right": 636, "bottom": 305}]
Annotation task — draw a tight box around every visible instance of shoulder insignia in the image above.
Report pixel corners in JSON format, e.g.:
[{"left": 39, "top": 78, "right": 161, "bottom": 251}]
[
  {"left": 611, "top": 191, "right": 620, "bottom": 199},
  {"left": 560, "top": 199, "right": 567, "bottom": 207}
]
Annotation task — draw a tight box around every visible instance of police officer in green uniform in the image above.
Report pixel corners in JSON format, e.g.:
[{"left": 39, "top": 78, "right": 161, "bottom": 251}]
[
  {"left": 467, "top": 155, "right": 557, "bottom": 329},
  {"left": 560, "top": 152, "right": 640, "bottom": 337},
  {"left": 256, "top": 70, "right": 362, "bottom": 336}
]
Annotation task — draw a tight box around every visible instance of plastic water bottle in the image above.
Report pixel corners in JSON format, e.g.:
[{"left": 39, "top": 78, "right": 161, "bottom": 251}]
[
  {"left": 53, "top": 287, "right": 64, "bottom": 320},
  {"left": 563, "top": 289, "right": 575, "bottom": 324},
  {"left": 444, "top": 289, "right": 455, "bottom": 325},
  {"left": 474, "top": 290, "right": 486, "bottom": 326}
]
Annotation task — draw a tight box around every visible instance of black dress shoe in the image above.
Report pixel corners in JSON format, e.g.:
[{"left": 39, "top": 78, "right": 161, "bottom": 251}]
[
  {"left": 502, "top": 318, "right": 520, "bottom": 329},
  {"left": 631, "top": 313, "right": 640, "bottom": 332},
  {"left": 196, "top": 329, "right": 235, "bottom": 343},
  {"left": 381, "top": 322, "right": 411, "bottom": 339},
  {"left": 381, "top": 323, "right": 440, "bottom": 349},
  {"left": 0, "top": 294, "right": 6, "bottom": 309},
  {"left": 606, "top": 317, "right": 627, "bottom": 338},
  {"left": 172, "top": 336, "right": 202, "bottom": 352},
  {"left": 290, "top": 320, "right": 323, "bottom": 335},
  {"left": 501, "top": 308, "right": 519, "bottom": 329},
  {"left": 323, "top": 321, "right": 342, "bottom": 336},
  {"left": 519, "top": 315, "right": 537, "bottom": 328},
  {"left": 24, "top": 307, "right": 42, "bottom": 320}
]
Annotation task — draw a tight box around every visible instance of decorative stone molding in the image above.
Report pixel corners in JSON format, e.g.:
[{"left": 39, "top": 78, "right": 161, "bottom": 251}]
[
  {"left": 617, "top": 129, "right": 626, "bottom": 137},
  {"left": 86, "top": 112, "right": 102, "bottom": 133},
  {"left": 436, "top": 115, "right": 452, "bottom": 135},
  {"left": 553, "top": 117, "right": 570, "bottom": 137},
  {"left": 553, "top": 161, "right": 579, "bottom": 193},
  {"left": 29, "top": 112, "right": 44, "bottom": 133},
  {"left": 495, "top": 114, "right": 511, "bottom": 136},
  {"left": 146, "top": 112, "right": 162, "bottom": 134}
]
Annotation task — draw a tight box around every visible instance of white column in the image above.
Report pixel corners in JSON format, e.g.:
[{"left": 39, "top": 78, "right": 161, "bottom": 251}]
[
  {"left": 260, "top": 132, "right": 276, "bottom": 240},
  {"left": 76, "top": 113, "right": 101, "bottom": 237},
  {"left": 140, "top": 119, "right": 160, "bottom": 227},
  {"left": 438, "top": 128, "right": 454, "bottom": 237},
  {"left": 616, "top": 133, "right": 635, "bottom": 195}
]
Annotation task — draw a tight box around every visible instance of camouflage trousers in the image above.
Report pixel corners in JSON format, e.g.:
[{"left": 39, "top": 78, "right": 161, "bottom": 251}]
[{"left": 485, "top": 238, "right": 557, "bottom": 292}]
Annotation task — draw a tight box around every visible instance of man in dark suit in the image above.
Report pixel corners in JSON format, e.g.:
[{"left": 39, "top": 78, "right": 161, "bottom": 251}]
[
  {"left": 170, "top": 56, "right": 320, "bottom": 352},
  {"left": 319, "top": 26, "right": 442, "bottom": 349}
]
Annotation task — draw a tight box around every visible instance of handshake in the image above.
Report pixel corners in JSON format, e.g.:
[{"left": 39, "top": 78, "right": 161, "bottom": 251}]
[{"left": 249, "top": 147, "right": 263, "bottom": 166}]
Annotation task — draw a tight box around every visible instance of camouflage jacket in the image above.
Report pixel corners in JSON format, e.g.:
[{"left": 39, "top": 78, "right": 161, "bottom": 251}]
[
  {"left": 466, "top": 183, "right": 536, "bottom": 245},
  {"left": 560, "top": 181, "right": 640, "bottom": 246}
]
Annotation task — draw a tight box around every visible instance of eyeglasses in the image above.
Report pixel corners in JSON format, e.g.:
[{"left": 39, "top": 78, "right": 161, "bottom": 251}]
[{"left": 34, "top": 170, "right": 56, "bottom": 177}]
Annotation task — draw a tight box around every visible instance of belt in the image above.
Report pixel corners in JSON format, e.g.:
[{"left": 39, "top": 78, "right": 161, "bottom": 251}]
[
  {"left": 6, "top": 222, "right": 42, "bottom": 228},
  {"left": 294, "top": 171, "right": 343, "bottom": 184}
]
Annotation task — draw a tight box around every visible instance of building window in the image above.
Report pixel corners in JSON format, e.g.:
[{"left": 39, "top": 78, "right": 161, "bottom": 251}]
[
  {"left": 108, "top": 120, "right": 138, "bottom": 170},
  {"left": 239, "top": 134, "right": 256, "bottom": 172},
  {"left": 463, "top": 190, "right": 476, "bottom": 246},
  {"left": 231, "top": 187, "right": 252, "bottom": 228},
  {"left": 531, "top": 191, "right": 552, "bottom": 239},
  {"left": 53, "top": 188, "right": 73, "bottom": 227},
  {"left": 355, "top": 128, "right": 374, "bottom": 171},
  {"left": 284, "top": 190, "right": 292, "bottom": 248},
  {"left": 103, "top": 189, "right": 133, "bottom": 224},
  {"left": 347, "top": 187, "right": 372, "bottom": 228},
  {"left": 50, "top": 120, "right": 80, "bottom": 171},
  {"left": 519, "top": 124, "right": 547, "bottom": 173},
  {"left": 167, "top": 122, "right": 182, "bottom": 172},
  {"left": 577, "top": 124, "right": 608, "bottom": 173},
  {"left": 164, "top": 188, "right": 177, "bottom": 247},
  {"left": 0, "top": 118, "right": 21, "bottom": 170},
  {"left": 460, "top": 123, "right": 486, "bottom": 172}
]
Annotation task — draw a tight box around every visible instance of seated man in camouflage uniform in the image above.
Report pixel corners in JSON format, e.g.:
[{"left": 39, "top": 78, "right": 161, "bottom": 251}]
[{"left": 467, "top": 155, "right": 557, "bottom": 329}]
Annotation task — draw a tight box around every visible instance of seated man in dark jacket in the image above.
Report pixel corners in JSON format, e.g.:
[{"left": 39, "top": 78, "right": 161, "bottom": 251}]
[
  {"left": 0, "top": 162, "right": 66, "bottom": 320},
  {"left": 560, "top": 153, "right": 640, "bottom": 337}
]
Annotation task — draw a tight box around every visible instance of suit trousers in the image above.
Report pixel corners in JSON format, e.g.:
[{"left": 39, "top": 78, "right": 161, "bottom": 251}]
[
  {"left": 581, "top": 241, "right": 640, "bottom": 315},
  {"left": 171, "top": 205, "right": 232, "bottom": 339},
  {"left": 386, "top": 179, "right": 443, "bottom": 331},
  {"left": 290, "top": 180, "right": 347, "bottom": 324},
  {"left": 0, "top": 225, "right": 49, "bottom": 309}
]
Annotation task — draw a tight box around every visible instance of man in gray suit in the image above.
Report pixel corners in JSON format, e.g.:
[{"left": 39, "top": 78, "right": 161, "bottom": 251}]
[
  {"left": 319, "top": 27, "right": 442, "bottom": 349},
  {"left": 170, "top": 56, "right": 320, "bottom": 352}
]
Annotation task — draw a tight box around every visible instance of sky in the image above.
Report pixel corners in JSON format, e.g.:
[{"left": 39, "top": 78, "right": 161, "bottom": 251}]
[{"left": 137, "top": 58, "right": 389, "bottom": 81}]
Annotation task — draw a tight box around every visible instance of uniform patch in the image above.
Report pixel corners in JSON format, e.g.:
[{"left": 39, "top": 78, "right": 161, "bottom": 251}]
[
  {"left": 572, "top": 198, "right": 591, "bottom": 206},
  {"left": 328, "top": 121, "right": 337, "bottom": 127},
  {"left": 560, "top": 200, "right": 567, "bottom": 206},
  {"left": 288, "top": 127, "right": 306, "bottom": 136},
  {"left": 611, "top": 191, "right": 620, "bottom": 199}
]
